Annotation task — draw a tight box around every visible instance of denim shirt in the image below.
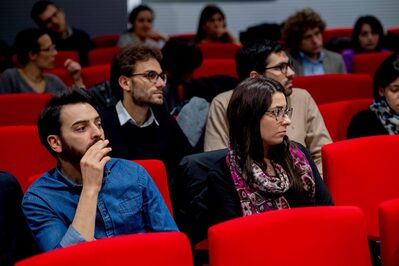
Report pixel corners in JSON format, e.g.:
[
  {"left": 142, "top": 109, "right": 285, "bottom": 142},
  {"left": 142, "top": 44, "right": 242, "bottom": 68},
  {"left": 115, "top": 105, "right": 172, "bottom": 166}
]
[
  {"left": 22, "top": 158, "right": 178, "bottom": 252},
  {"left": 300, "top": 50, "right": 326, "bottom": 76}
]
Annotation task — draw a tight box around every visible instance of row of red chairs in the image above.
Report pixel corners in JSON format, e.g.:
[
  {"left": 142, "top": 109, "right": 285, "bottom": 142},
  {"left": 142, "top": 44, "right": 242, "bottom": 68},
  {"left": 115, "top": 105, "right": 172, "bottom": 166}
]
[{"left": 1, "top": 124, "right": 399, "bottom": 265}]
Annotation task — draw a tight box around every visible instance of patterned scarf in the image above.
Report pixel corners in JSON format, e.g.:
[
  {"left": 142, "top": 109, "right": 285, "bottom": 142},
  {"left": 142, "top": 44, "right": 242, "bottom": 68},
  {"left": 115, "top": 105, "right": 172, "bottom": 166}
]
[
  {"left": 370, "top": 100, "right": 399, "bottom": 134},
  {"left": 226, "top": 145, "right": 315, "bottom": 216}
]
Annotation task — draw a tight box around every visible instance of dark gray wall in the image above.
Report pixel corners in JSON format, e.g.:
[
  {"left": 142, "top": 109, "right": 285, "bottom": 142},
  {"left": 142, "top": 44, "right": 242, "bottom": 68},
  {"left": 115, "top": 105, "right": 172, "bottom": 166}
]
[{"left": 0, "top": 0, "right": 127, "bottom": 46}]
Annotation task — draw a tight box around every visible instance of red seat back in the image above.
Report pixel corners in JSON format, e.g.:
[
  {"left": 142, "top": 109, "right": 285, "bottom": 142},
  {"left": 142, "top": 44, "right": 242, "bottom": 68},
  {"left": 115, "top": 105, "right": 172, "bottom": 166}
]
[
  {"left": 81, "top": 64, "right": 111, "bottom": 88},
  {"left": 132, "top": 159, "right": 173, "bottom": 216},
  {"left": 352, "top": 51, "right": 392, "bottom": 77},
  {"left": 198, "top": 43, "right": 241, "bottom": 59},
  {"left": 318, "top": 98, "right": 373, "bottom": 141},
  {"left": 16, "top": 232, "right": 193, "bottom": 266},
  {"left": 322, "top": 27, "right": 353, "bottom": 45},
  {"left": 293, "top": 74, "right": 372, "bottom": 105},
  {"left": 0, "top": 94, "right": 52, "bottom": 126},
  {"left": 44, "top": 68, "right": 74, "bottom": 87},
  {"left": 193, "top": 58, "right": 237, "bottom": 78},
  {"left": 53, "top": 50, "right": 80, "bottom": 68},
  {"left": 322, "top": 135, "right": 399, "bottom": 238},
  {"left": 88, "top": 47, "right": 122, "bottom": 66},
  {"left": 0, "top": 125, "right": 56, "bottom": 191},
  {"left": 208, "top": 206, "right": 371, "bottom": 266},
  {"left": 92, "top": 34, "right": 119, "bottom": 48},
  {"left": 379, "top": 198, "right": 399, "bottom": 266}
]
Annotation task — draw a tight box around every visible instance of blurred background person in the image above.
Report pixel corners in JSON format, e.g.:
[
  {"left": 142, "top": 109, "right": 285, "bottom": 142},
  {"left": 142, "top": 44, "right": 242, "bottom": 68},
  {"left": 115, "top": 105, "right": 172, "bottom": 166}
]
[
  {"left": 0, "top": 28, "right": 84, "bottom": 94},
  {"left": 342, "top": 15, "right": 387, "bottom": 73},
  {"left": 281, "top": 8, "right": 346, "bottom": 76},
  {"left": 347, "top": 52, "right": 399, "bottom": 138},
  {"left": 195, "top": 4, "right": 240, "bottom": 45},
  {"left": 31, "top": 0, "right": 93, "bottom": 66},
  {"left": 117, "top": 4, "right": 169, "bottom": 49}
]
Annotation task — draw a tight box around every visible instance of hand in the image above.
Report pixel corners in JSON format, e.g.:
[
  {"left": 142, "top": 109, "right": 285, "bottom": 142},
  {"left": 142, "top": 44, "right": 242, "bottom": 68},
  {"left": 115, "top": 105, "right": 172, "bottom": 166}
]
[
  {"left": 80, "top": 139, "right": 112, "bottom": 193},
  {"left": 64, "top": 59, "right": 86, "bottom": 88},
  {"left": 146, "top": 31, "right": 169, "bottom": 42}
]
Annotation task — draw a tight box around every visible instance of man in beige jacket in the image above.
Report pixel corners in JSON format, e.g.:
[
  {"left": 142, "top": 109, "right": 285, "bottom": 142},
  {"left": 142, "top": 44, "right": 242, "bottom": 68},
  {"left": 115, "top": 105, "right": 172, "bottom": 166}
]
[{"left": 204, "top": 39, "right": 331, "bottom": 174}]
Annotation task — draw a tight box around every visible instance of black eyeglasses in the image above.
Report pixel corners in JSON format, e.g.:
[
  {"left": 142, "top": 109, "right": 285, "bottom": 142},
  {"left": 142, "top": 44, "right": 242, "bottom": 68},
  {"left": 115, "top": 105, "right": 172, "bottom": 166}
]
[
  {"left": 131, "top": 70, "right": 167, "bottom": 84},
  {"left": 264, "top": 62, "right": 294, "bottom": 74},
  {"left": 41, "top": 9, "right": 61, "bottom": 26},
  {"left": 265, "top": 107, "right": 293, "bottom": 121}
]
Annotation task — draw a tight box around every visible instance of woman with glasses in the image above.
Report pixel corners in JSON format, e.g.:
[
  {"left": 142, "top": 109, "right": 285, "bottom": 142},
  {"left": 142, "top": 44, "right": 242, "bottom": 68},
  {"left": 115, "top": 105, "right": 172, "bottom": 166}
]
[
  {"left": 207, "top": 76, "right": 333, "bottom": 225},
  {"left": 0, "top": 28, "right": 84, "bottom": 94},
  {"left": 348, "top": 53, "right": 399, "bottom": 138}
]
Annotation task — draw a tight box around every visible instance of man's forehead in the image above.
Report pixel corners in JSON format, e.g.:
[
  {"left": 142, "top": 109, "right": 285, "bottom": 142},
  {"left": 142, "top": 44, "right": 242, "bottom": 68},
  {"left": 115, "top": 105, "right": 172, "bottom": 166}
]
[
  {"left": 267, "top": 52, "right": 289, "bottom": 65},
  {"left": 59, "top": 103, "right": 99, "bottom": 126}
]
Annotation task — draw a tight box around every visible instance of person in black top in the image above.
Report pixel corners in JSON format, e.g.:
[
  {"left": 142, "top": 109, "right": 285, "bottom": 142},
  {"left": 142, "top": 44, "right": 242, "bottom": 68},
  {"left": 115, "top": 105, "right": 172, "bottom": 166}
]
[
  {"left": 347, "top": 53, "right": 399, "bottom": 138},
  {"left": 31, "top": 0, "right": 93, "bottom": 66},
  {"left": 99, "top": 46, "right": 193, "bottom": 200}
]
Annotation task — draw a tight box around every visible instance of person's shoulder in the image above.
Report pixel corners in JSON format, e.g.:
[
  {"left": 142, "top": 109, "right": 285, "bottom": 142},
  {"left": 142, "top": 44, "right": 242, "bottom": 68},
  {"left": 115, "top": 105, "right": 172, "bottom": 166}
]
[
  {"left": 1, "top": 67, "right": 17, "bottom": 76},
  {"left": 323, "top": 48, "right": 344, "bottom": 59},
  {"left": 352, "top": 108, "right": 374, "bottom": 120},
  {"left": 71, "top": 27, "right": 91, "bottom": 38},
  {"left": 290, "top": 88, "right": 313, "bottom": 100},
  {"left": 212, "top": 89, "right": 233, "bottom": 103},
  {"left": 23, "top": 169, "right": 57, "bottom": 197}
]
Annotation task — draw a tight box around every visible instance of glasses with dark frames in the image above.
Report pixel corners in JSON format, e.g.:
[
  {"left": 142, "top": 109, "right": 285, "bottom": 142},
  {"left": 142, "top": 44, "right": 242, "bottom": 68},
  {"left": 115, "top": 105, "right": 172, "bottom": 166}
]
[
  {"left": 131, "top": 70, "right": 167, "bottom": 84},
  {"left": 264, "top": 61, "right": 294, "bottom": 74}
]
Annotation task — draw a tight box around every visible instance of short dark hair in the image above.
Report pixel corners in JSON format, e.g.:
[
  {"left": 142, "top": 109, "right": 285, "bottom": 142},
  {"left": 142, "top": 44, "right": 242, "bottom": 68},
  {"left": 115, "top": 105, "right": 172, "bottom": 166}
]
[
  {"left": 13, "top": 28, "right": 47, "bottom": 66},
  {"left": 227, "top": 76, "right": 304, "bottom": 194},
  {"left": 128, "top": 5, "right": 154, "bottom": 30},
  {"left": 195, "top": 4, "right": 226, "bottom": 43},
  {"left": 281, "top": 8, "right": 326, "bottom": 53},
  {"left": 352, "top": 15, "right": 385, "bottom": 54},
  {"left": 38, "top": 88, "right": 98, "bottom": 158},
  {"left": 235, "top": 39, "right": 285, "bottom": 80},
  {"left": 110, "top": 45, "right": 162, "bottom": 101},
  {"left": 373, "top": 53, "right": 399, "bottom": 101},
  {"left": 31, "top": 0, "right": 58, "bottom": 26}
]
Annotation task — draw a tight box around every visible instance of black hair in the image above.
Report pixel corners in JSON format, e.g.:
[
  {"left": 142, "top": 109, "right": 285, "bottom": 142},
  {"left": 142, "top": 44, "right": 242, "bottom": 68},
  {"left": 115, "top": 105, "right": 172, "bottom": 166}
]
[{"left": 13, "top": 28, "right": 47, "bottom": 66}]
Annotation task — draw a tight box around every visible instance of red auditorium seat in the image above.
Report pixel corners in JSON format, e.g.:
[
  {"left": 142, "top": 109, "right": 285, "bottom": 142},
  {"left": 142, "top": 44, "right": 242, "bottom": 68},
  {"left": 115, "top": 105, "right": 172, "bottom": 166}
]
[
  {"left": 198, "top": 42, "right": 241, "bottom": 59},
  {"left": 0, "top": 93, "right": 52, "bottom": 126},
  {"left": 318, "top": 98, "right": 373, "bottom": 141},
  {"left": 53, "top": 50, "right": 80, "bottom": 68},
  {"left": 16, "top": 232, "right": 193, "bottom": 266},
  {"left": 88, "top": 47, "right": 122, "bottom": 66},
  {"left": 322, "top": 27, "right": 353, "bottom": 45},
  {"left": 0, "top": 125, "right": 56, "bottom": 191},
  {"left": 44, "top": 68, "right": 74, "bottom": 87},
  {"left": 81, "top": 64, "right": 111, "bottom": 88},
  {"left": 352, "top": 51, "right": 392, "bottom": 77},
  {"left": 387, "top": 27, "right": 399, "bottom": 36},
  {"left": 193, "top": 58, "right": 237, "bottom": 78},
  {"left": 379, "top": 198, "right": 399, "bottom": 266},
  {"left": 208, "top": 206, "right": 371, "bottom": 266},
  {"left": 293, "top": 74, "right": 372, "bottom": 105},
  {"left": 92, "top": 34, "right": 119, "bottom": 48},
  {"left": 322, "top": 135, "right": 399, "bottom": 239}
]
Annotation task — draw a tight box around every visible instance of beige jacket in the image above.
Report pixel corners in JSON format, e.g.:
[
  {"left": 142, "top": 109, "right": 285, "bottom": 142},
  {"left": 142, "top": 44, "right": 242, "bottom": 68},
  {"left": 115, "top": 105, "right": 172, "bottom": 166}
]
[{"left": 204, "top": 88, "right": 332, "bottom": 175}]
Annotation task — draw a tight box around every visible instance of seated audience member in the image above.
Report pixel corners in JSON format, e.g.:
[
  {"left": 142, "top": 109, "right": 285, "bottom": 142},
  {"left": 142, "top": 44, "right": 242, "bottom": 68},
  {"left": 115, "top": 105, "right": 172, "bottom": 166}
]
[
  {"left": 22, "top": 88, "right": 177, "bottom": 252},
  {"left": 347, "top": 53, "right": 399, "bottom": 138},
  {"left": 204, "top": 40, "right": 331, "bottom": 174},
  {"left": 0, "top": 28, "right": 84, "bottom": 94},
  {"left": 195, "top": 4, "right": 240, "bottom": 45},
  {"left": 117, "top": 5, "right": 169, "bottom": 49},
  {"left": 0, "top": 171, "right": 38, "bottom": 265},
  {"left": 281, "top": 8, "right": 346, "bottom": 76},
  {"left": 207, "top": 76, "right": 333, "bottom": 226},
  {"left": 31, "top": 0, "right": 93, "bottom": 66},
  {"left": 342, "top": 15, "right": 387, "bottom": 73},
  {"left": 99, "top": 46, "right": 192, "bottom": 189}
]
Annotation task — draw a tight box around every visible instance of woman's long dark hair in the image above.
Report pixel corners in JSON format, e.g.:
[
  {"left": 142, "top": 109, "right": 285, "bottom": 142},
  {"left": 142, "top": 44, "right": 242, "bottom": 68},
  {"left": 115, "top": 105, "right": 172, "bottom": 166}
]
[
  {"left": 227, "top": 76, "right": 304, "bottom": 193},
  {"left": 195, "top": 4, "right": 226, "bottom": 43},
  {"left": 352, "top": 15, "right": 385, "bottom": 54}
]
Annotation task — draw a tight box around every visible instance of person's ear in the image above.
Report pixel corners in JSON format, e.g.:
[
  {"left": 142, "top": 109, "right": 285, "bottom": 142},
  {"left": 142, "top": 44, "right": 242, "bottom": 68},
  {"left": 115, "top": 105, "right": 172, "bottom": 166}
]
[
  {"left": 249, "top": 71, "right": 260, "bottom": 78},
  {"left": 119, "top": 76, "right": 132, "bottom": 93},
  {"left": 378, "top": 87, "right": 385, "bottom": 97},
  {"left": 47, "top": 135, "right": 62, "bottom": 153},
  {"left": 28, "top": 51, "right": 39, "bottom": 61}
]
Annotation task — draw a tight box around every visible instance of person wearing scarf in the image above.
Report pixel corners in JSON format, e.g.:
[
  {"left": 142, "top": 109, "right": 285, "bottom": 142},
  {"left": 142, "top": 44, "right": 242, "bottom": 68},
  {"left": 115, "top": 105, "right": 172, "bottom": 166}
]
[
  {"left": 348, "top": 53, "right": 399, "bottom": 138},
  {"left": 207, "top": 76, "right": 333, "bottom": 225}
]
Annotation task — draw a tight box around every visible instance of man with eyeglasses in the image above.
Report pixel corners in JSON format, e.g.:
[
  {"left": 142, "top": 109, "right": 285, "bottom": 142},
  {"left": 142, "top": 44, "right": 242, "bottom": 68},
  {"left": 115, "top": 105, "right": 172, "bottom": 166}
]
[
  {"left": 99, "top": 46, "right": 192, "bottom": 195},
  {"left": 204, "top": 39, "right": 331, "bottom": 174},
  {"left": 31, "top": 0, "right": 93, "bottom": 66}
]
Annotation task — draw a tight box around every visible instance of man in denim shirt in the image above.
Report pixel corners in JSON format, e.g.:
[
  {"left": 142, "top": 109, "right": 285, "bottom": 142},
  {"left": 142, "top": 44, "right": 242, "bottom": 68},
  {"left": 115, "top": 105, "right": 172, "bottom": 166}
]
[{"left": 22, "top": 89, "right": 178, "bottom": 252}]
